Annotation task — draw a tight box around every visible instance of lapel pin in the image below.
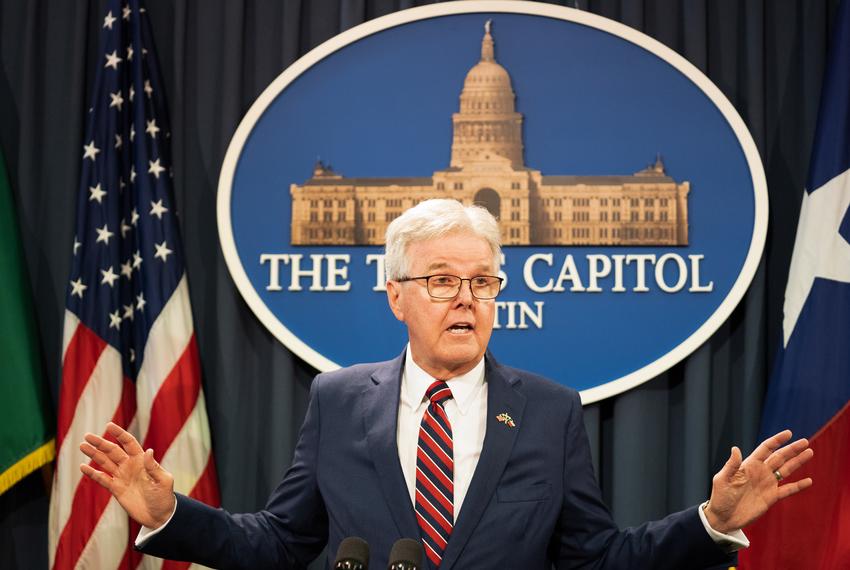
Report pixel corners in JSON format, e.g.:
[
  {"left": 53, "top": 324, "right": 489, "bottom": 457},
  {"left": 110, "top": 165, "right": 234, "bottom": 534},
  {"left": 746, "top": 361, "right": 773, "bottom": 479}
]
[{"left": 496, "top": 412, "right": 516, "bottom": 428}]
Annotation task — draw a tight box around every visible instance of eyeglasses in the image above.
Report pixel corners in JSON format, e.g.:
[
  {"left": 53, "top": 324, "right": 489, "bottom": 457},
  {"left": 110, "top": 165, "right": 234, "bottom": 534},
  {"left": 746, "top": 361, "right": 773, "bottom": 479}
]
[{"left": 398, "top": 274, "right": 504, "bottom": 299}]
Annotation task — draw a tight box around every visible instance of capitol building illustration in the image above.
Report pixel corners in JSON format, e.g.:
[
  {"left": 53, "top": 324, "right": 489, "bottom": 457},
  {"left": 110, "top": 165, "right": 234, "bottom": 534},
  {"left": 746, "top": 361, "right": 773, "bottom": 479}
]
[{"left": 290, "top": 23, "right": 689, "bottom": 246}]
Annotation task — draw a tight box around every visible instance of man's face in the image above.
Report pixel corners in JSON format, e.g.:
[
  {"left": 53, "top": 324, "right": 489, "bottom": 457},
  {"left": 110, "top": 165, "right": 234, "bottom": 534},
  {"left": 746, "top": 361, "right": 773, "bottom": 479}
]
[{"left": 386, "top": 231, "right": 497, "bottom": 379}]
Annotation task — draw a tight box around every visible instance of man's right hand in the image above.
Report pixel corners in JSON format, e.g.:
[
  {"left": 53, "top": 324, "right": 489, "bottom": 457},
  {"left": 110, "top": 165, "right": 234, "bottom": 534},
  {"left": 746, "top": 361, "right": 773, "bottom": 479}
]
[{"left": 79, "top": 422, "right": 176, "bottom": 530}]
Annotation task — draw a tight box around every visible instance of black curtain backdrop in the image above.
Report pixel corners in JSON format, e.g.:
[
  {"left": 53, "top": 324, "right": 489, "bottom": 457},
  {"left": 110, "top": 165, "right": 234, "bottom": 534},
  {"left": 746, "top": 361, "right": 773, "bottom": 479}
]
[{"left": 0, "top": 1, "right": 840, "bottom": 568}]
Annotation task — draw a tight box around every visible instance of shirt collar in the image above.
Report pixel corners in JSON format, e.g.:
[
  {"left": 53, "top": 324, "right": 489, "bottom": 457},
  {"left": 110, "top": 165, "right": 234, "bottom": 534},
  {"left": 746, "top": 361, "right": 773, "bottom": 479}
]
[{"left": 401, "top": 344, "right": 486, "bottom": 415}]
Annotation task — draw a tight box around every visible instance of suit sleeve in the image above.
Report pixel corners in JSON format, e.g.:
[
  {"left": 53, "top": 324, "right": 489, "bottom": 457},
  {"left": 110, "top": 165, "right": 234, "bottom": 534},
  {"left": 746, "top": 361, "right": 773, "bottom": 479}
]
[
  {"left": 138, "top": 375, "right": 329, "bottom": 570},
  {"left": 551, "top": 391, "right": 734, "bottom": 570}
]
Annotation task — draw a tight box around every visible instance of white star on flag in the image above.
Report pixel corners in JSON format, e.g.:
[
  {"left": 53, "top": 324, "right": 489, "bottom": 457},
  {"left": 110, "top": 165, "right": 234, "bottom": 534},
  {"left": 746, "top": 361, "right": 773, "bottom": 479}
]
[
  {"left": 144, "top": 79, "right": 153, "bottom": 98},
  {"left": 154, "top": 241, "right": 172, "bottom": 262},
  {"left": 130, "top": 164, "right": 137, "bottom": 182},
  {"left": 136, "top": 292, "right": 146, "bottom": 311},
  {"left": 148, "top": 158, "right": 166, "bottom": 179},
  {"left": 122, "top": 4, "right": 131, "bottom": 20},
  {"left": 104, "top": 50, "right": 122, "bottom": 69},
  {"left": 83, "top": 140, "right": 100, "bottom": 161},
  {"left": 108, "top": 309, "right": 122, "bottom": 329},
  {"left": 73, "top": 237, "right": 81, "bottom": 255},
  {"left": 132, "top": 250, "right": 142, "bottom": 269},
  {"left": 127, "top": 45, "right": 134, "bottom": 61},
  {"left": 150, "top": 198, "right": 168, "bottom": 218},
  {"left": 89, "top": 183, "right": 106, "bottom": 203},
  {"left": 103, "top": 10, "right": 116, "bottom": 29},
  {"left": 120, "top": 260, "right": 133, "bottom": 279},
  {"left": 95, "top": 224, "right": 114, "bottom": 245},
  {"left": 70, "top": 278, "right": 87, "bottom": 298},
  {"left": 114, "top": 134, "right": 122, "bottom": 149},
  {"left": 109, "top": 90, "right": 124, "bottom": 110},
  {"left": 130, "top": 208, "right": 139, "bottom": 225},
  {"left": 120, "top": 219, "right": 131, "bottom": 237},
  {"left": 783, "top": 169, "right": 850, "bottom": 346},
  {"left": 100, "top": 266, "right": 119, "bottom": 287},
  {"left": 122, "top": 304, "right": 134, "bottom": 320},
  {"left": 145, "top": 119, "right": 160, "bottom": 138}
]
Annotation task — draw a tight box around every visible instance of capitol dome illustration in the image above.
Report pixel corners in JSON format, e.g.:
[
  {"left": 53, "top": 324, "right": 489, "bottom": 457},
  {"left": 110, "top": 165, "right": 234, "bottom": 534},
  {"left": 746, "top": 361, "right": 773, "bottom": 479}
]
[{"left": 290, "top": 22, "right": 689, "bottom": 247}]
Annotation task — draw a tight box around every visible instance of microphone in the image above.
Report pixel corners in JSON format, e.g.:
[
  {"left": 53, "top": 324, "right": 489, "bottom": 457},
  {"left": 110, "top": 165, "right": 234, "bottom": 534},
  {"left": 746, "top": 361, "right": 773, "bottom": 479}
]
[
  {"left": 333, "top": 536, "right": 370, "bottom": 570},
  {"left": 387, "top": 538, "right": 423, "bottom": 570}
]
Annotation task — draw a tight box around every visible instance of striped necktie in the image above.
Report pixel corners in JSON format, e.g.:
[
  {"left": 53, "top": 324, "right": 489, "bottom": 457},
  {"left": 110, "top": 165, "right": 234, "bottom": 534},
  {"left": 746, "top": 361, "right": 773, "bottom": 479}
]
[{"left": 415, "top": 380, "right": 454, "bottom": 568}]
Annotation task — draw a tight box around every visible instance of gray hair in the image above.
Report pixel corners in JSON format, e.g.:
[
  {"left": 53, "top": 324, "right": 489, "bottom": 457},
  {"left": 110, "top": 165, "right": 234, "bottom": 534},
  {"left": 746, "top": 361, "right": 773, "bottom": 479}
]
[{"left": 384, "top": 199, "right": 502, "bottom": 280}]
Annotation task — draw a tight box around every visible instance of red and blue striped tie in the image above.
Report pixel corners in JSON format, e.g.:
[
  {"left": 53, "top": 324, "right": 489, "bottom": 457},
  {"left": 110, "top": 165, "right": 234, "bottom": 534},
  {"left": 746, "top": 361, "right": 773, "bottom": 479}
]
[{"left": 415, "top": 380, "right": 454, "bottom": 568}]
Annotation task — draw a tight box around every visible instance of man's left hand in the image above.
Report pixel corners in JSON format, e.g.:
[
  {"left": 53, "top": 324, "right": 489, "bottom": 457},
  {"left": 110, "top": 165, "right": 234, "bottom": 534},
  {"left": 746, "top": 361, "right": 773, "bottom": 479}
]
[{"left": 705, "top": 430, "right": 813, "bottom": 534}]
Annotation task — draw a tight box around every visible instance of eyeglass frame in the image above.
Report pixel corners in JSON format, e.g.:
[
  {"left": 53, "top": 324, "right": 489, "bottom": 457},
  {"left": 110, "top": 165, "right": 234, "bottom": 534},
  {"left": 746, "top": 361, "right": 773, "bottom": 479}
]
[{"left": 397, "top": 274, "right": 504, "bottom": 300}]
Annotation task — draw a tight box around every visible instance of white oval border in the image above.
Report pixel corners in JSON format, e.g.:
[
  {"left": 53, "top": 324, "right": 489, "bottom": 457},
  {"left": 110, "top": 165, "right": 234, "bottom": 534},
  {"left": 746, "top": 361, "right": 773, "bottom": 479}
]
[{"left": 217, "top": 0, "right": 768, "bottom": 405}]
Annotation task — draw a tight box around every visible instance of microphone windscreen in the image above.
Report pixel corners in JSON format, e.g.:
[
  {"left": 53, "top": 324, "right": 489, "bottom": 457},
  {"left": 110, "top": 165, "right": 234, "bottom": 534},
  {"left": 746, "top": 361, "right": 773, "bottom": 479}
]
[
  {"left": 333, "top": 536, "right": 369, "bottom": 568},
  {"left": 387, "top": 538, "right": 423, "bottom": 568}
]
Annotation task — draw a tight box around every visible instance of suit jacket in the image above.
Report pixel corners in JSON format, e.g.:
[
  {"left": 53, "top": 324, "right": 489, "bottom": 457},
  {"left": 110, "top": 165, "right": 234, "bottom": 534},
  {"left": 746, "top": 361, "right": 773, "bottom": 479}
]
[{"left": 140, "top": 351, "right": 732, "bottom": 569}]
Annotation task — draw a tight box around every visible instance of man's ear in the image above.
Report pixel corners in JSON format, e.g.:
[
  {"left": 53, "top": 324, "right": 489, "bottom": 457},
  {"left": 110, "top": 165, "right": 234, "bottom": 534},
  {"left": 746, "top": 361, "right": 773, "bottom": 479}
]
[{"left": 386, "top": 280, "right": 405, "bottom": 322}]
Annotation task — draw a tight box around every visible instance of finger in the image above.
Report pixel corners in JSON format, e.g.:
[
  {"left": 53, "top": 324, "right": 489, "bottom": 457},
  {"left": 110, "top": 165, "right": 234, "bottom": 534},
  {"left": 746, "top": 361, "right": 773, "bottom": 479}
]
[
  {"left": 106, "top": 422, "right": 144, "bottom": 456},
  {"left": 84, "top": 432, "right": 129, "bottom": 465},
  {"left": 765, "top": 438, "right": 810, "bottom": 470},
  {"left": 750, "top": 430, "right": 792, "bottom": 462},
  {"left": 719, "top": 446, "right": 743, "bottom": 479},
  {"left": 80, "top": 463, "right": 115, "bottom": 492},
  {"left": 774, "top": 448, "right": 814, "bottom": 479},
  {"left": 143, "top": 449, "right": 167, "bottom": 484},
  {"left": 80, "top": 441, "right": 120, "bottom": 475},
  {"left": 777, "top": 477, "right": 813, "bottom": 500}
]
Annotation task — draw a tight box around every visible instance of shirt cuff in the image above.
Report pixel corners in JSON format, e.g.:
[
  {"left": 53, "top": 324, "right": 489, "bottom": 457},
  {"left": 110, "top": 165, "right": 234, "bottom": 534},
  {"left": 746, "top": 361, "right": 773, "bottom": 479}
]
[
  {"left": 134, "top": 495, "right": 178, "bottom": 548},
  {"left": 698, "top": 500, "right": 750, "bottom": 553}
]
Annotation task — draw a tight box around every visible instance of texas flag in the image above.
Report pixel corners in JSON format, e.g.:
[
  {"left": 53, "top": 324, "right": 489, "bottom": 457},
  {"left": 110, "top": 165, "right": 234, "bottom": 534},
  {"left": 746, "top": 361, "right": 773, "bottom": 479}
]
[{"left": 739, "top": 1, "right": 850, "bottom": 568}]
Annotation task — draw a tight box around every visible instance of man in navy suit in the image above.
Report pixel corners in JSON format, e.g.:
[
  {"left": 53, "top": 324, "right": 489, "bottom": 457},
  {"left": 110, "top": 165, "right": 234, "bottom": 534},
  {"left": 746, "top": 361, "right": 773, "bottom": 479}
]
[{"left": 80, "top": 199, "right": 813, "bottom": 569}]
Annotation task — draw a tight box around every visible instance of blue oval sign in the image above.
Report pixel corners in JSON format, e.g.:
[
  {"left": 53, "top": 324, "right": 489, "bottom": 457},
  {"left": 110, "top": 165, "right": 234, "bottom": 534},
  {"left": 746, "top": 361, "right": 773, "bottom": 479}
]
[{"left": 218, "top": 1, "right": 767, "bottom": 403}]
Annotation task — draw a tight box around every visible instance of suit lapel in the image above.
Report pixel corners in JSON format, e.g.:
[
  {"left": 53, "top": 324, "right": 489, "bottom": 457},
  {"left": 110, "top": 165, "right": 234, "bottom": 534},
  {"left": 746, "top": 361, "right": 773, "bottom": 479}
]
[
  {"left": 362, "top": 351, "right": 420, "bottom": 541},
  {"left": 440, "top": 354, "right": 526, "bottom": 570}
]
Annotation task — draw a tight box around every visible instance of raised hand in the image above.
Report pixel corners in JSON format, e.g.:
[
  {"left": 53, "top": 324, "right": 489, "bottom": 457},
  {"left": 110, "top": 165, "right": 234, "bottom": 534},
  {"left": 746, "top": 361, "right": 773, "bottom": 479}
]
[
  {"left": 705, "top": 430, "right": 814, "bottom": 534},
  {"left": 79, "top": 422, "right": 176, "bottom": 529}
]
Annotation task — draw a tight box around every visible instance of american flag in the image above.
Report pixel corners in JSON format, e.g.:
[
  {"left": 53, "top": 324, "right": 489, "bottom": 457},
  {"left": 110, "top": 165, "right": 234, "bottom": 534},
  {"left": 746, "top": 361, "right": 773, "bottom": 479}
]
[{"left": 49, "top": 1, "right": 220, "bottom": 568}]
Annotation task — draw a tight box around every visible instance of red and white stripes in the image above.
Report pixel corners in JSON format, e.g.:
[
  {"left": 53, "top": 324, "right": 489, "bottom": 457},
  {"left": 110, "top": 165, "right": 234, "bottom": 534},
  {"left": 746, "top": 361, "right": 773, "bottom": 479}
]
[{"left": 49, "top": 276, "right": 219, "bottom": 570}]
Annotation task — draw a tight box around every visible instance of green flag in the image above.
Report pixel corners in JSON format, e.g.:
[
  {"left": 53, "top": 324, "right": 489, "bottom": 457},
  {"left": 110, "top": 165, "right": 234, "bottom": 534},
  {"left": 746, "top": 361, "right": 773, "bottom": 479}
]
[{"left": 0, "top": 151, "right": 53, "bottom": 494}]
